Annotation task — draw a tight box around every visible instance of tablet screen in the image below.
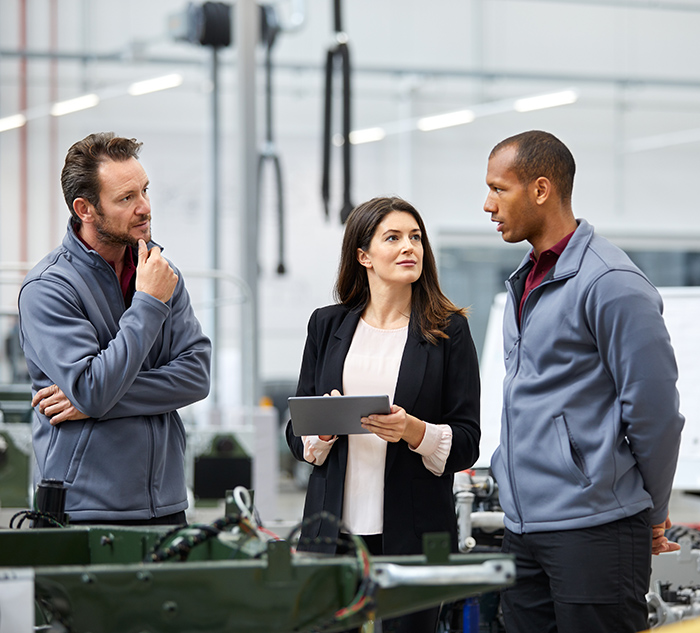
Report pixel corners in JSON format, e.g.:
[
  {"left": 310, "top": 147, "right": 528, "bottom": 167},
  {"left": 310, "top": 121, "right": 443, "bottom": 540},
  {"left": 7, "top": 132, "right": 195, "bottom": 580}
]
[{"left": 288, "top": 394, "right": 391, "bottom": 437}]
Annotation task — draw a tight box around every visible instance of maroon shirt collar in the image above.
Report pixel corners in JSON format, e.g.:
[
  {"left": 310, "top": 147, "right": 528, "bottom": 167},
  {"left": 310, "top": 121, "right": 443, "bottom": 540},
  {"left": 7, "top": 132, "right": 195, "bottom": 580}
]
[
  {"left": 530, "top": 230, "right": 575, "bottom": 265},
  {"left": 519, "top": 229, "right": 576, "bottom": 323}
]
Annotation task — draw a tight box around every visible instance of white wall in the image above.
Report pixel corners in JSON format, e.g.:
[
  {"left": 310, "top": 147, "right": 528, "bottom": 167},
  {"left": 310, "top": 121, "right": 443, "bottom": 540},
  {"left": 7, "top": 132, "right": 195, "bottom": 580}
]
[{"left": 2, "top": 0, "right": 700, "bottom": 402}]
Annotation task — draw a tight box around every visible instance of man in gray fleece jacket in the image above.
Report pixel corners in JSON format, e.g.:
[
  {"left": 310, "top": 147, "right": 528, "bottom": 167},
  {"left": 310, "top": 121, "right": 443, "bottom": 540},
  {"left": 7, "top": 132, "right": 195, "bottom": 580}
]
[
  {"left": 19, "top": 132, "right": 211, "bottom": 526},
  {"left": 484, "top": 130, "right": 684, "bottom": 633}
]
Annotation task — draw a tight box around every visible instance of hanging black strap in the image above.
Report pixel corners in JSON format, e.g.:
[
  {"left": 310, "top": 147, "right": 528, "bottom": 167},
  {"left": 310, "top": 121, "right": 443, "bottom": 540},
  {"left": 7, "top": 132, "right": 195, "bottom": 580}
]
[
  {"left": 321, "top": 48, "right": 334, "bottom": 220},
  {"left": 338, "top": 41, "right": 353, "bottom": 224},
  {"left": 321, "top": 0, "right": 353, "bottom": 223}
]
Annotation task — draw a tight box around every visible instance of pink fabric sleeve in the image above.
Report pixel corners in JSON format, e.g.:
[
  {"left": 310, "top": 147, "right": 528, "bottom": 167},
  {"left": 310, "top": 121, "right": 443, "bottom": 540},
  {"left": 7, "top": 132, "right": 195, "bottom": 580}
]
[
  {"left": 409, "top": 423, "right": 453, "bottom": 476},
  {"left": 302, "top": 434, "right": 338, "bottom": 465}
]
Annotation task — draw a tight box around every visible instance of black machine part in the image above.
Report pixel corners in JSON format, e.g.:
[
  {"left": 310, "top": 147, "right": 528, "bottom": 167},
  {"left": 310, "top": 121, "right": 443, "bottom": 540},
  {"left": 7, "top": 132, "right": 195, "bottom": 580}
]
[{"left": 33, "top": 478, "right": 67, "bottom": 528}]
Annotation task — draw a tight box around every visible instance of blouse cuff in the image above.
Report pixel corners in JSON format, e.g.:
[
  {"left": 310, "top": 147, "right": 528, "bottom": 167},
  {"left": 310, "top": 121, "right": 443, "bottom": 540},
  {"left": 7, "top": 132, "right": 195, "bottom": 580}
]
[
  {"left": 302, "top": 434, "right": 337, "bottom": 466},
  {"left": 410, "top": 422, "right": 453, "bottom": 476}
]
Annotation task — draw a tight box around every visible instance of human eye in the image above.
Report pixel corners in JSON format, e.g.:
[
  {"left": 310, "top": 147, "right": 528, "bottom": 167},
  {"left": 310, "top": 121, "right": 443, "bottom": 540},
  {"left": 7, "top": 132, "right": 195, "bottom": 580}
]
[
  {"left": 411, "top": 233, "right": 422, "bottom": 242},
  {"left": 385, "top": 235, "right": 398, "bottom": 242}
]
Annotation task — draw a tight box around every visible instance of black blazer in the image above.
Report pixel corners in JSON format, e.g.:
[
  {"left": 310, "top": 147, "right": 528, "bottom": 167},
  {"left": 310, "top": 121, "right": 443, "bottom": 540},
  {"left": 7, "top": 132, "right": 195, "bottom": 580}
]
[{"left": 285, "top": 304, "right": 480, "bottom": 555}]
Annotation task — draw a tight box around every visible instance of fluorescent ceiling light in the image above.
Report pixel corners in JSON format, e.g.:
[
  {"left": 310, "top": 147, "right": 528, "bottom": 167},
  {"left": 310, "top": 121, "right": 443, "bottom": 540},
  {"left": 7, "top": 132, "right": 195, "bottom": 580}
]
[
  {"left": 50, "top": 94, "right": 100, "bottom": 117},
  {"left": 341, "top": 88, "right": 580, "bottom": 145},
  {"left": 0, "top": 113, "right": 27, "bottom": 132},
  {"left": 624, "top": 127, "right": 700, "bottom": 153},
  {"left": 417, "top": 110, "right": 475, "bottom": 132},
  {"left": 514, "top": 89, "right": 578, "bottom": 113},
  {"left": 349, "top": 127, "right": 386, "bottom": 145},
  {"left": 128, "top": 74, "right": 183, "bottom": 96}
]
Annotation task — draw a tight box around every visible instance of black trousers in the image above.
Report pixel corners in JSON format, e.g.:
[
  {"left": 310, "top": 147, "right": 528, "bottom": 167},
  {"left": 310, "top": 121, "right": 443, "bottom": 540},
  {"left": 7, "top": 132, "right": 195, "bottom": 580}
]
[{"left": 500, "top": 510, "right": 652, "bottom": 633}]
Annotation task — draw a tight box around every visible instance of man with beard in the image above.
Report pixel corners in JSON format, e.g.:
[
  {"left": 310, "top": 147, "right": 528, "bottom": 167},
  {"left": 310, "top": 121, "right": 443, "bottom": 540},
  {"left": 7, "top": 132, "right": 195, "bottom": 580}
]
[{"left": 18, "top": 133, "right": 211, "bottom": 526}]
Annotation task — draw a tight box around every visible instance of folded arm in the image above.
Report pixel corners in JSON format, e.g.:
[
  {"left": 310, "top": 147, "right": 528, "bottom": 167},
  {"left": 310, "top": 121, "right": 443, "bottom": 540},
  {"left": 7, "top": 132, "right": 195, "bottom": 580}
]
[{"left": 20, "top": 273, "right": 210, "bottom": 421}]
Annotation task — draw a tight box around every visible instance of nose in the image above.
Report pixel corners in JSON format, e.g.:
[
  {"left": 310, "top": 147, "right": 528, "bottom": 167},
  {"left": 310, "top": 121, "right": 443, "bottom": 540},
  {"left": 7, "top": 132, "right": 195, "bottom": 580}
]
[
  {"left": 135, "top": 194, "right": 151, "bottom": 215},
  {"left": 484, "top": 191, "right": 497, "bottom": 213},
  {"left": 401, "top": 236, "right": 414, "bottom": 252}
]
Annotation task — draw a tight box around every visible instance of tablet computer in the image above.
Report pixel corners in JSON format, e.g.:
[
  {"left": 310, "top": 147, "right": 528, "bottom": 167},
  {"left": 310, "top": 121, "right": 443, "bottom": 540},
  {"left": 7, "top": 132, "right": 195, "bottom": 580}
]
[{"left": 288, "top": 394, "right": 391, "bottom": 437}]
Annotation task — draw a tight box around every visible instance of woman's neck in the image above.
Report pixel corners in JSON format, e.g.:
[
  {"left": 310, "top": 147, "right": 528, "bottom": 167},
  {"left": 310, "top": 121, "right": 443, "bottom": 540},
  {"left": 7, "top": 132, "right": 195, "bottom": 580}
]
[{"left": 362, "top": 285, "right": 412, "bottom": 330}]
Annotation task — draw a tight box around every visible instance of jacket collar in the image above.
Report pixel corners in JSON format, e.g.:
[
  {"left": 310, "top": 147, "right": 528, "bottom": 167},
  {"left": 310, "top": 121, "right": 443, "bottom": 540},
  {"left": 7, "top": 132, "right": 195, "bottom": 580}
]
[{"left": 511, "top": 218, "right": 594, "bottom": 282}]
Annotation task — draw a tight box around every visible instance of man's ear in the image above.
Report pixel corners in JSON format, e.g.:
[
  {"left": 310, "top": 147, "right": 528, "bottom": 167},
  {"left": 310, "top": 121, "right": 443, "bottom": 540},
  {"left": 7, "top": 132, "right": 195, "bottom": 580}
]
[
  {"left": 357, "top": 248, "right": 372, "bottom": 269},
  {"left": 73, "top": 198, "right": 95, "bottom": 224},
  {"left": 533, "top": 177, "right": 552, "bottom": 206}
]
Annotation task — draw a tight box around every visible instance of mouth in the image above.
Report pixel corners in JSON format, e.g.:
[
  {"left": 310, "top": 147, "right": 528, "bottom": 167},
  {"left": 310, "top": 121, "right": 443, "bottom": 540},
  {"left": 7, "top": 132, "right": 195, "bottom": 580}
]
[
  {"left": 397, "top": 260, "right": 417, "bottom": 267},
  {"left": 492, "top": 219, "right": 504, "bottom": 232}
]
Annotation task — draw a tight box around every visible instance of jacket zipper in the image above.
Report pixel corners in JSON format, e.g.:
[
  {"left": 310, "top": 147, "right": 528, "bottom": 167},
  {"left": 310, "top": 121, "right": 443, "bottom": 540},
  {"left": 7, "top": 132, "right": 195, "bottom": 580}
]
[
  {"left": 104, "top": 252, "right": 156, "bottom": 514},
  {"left": 504, "top": 278, "right": 524, "bottom": 530},
  {"left": 505, "top": 272, "right": 568, "bottom": 531}
]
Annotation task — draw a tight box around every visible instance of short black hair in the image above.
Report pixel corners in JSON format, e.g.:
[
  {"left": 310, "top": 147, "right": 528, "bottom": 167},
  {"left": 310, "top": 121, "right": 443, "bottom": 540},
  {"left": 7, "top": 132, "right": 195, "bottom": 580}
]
[{"left": 490, "top": 130, "right": 575, "bottom": 203}]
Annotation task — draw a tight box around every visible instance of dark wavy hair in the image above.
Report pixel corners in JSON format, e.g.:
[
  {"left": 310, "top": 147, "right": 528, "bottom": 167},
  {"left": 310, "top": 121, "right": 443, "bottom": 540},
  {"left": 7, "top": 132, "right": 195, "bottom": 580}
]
[
  {"left": 334, "top": 196, "right": 466, "bottom": 344},
  {"left": 61, "top": 132, "right": 143, "bottom": 225},
  {"left": 490, "top": 130, "right": 576, "bottom": 204}
]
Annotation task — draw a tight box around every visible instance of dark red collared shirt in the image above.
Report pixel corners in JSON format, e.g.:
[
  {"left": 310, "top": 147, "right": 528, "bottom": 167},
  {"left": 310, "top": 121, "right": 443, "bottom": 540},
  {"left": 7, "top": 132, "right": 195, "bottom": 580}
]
[
  {"left": 115, "top": 248, "right": 137, "bottom": 304},
  {"left": 519, "top": 230, "right": 575, "bottom": 323},
  {"left": 74, "top": 227, "right": 137, "bottom": 304}
]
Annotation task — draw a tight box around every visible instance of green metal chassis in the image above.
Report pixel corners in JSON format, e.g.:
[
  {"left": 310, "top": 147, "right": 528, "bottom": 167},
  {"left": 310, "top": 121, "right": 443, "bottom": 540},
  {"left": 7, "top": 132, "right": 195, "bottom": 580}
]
[{"left": 0, "top": 526, "right": 514, "bottom": 633}]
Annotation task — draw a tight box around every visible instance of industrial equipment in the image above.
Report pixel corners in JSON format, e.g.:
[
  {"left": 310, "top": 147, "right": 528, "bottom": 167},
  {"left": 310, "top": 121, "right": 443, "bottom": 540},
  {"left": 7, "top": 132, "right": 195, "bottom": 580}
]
[
  {"left": 648, "top": 528, "right": 700, "bottom": 628},
  {"left": 0, "top": 487, "right": 515, "bottom": 633},
  {"left": 454, "top": 468, "right": 700, "bottom": 631}
]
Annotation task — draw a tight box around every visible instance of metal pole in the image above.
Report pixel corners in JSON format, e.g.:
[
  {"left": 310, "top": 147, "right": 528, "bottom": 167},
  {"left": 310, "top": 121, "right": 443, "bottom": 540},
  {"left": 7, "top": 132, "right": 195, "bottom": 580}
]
[
  {"left": 209, "top": 46, "right": 221, "bottom": 407},
  {"left": 236, "top": 0, "right": 259, "bottom": 410}
]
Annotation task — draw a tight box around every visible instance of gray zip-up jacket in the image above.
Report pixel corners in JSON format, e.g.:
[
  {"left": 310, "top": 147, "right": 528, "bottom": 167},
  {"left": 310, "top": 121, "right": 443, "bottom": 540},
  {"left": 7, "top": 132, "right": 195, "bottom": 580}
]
[
  {"left": 491, "top": 219, "right": 684, "bottom": 534},
  {"left": 18, "top": 224, "right": 211, "bottom": 522}
]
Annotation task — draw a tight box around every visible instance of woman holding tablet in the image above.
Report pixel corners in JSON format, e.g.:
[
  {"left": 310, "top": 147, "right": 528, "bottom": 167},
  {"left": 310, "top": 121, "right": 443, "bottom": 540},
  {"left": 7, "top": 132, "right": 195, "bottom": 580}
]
[{"left": 285, "top": 196, "right": 481, "bottom": 633}]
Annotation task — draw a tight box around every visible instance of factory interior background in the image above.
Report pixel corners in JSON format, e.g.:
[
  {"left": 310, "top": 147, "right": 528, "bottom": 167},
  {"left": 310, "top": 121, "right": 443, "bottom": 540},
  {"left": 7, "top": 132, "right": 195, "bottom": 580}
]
[{"left": 2, "top": 0, "right": 700, "bottom": 524}]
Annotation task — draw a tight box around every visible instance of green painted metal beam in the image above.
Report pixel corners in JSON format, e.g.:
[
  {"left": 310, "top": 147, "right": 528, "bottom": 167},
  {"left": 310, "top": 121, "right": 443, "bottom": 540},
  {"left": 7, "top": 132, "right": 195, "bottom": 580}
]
[{"left": 1, "top": 525, "right": 515, "bottom": 632}]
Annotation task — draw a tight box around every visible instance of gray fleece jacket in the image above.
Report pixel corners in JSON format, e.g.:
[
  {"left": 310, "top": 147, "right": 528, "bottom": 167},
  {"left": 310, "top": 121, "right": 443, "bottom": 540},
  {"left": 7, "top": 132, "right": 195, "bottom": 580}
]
[
  {"left": 492, "top": 219, "right": 684, "bottom": 534},
  {"left": 19, "top": 223, "right": 211, "bottom": 522}
]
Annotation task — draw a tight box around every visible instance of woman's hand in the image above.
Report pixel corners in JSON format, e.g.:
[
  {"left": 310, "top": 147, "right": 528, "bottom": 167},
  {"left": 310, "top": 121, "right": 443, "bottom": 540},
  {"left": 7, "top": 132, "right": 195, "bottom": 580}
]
[
  {"left": 362, "top": 404, "right": 426, "bottom": 448},
  {"left": 32, "top": 384, "right": 88, "bottom": 426}
]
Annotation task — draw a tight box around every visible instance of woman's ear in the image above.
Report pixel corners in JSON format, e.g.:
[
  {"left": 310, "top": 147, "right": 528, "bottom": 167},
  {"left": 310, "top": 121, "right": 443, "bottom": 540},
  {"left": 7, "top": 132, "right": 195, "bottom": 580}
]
[{"left": 357, "top": 247, "right": 372, "bottom": 268}]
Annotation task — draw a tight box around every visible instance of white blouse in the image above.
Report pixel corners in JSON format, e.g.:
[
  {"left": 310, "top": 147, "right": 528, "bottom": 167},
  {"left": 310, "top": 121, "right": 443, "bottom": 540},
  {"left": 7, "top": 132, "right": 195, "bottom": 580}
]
[{"left": 303, "top": 318, "right": 453, "bottom": 535}]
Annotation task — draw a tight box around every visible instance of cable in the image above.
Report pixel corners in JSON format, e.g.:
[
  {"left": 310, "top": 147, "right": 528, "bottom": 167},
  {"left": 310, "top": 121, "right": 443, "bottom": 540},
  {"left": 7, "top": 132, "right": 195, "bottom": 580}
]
[
  {"left": 286, "top": 511, "right": 378, "bottom": 630},
  {"left": 321, "top": 0, "right": 354, "bottom": 224},
  {"left": 233, "top": 486, "right": 255, "bottom": 522},
  {"left": 9, "top": 509, "right": 66, "bottom": 529},
  {"left": 146, "top": 514, "right": 254, "bottom": 562},
  {"left": 145, "top": 487, "right": 283, "bottom": 563}
]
